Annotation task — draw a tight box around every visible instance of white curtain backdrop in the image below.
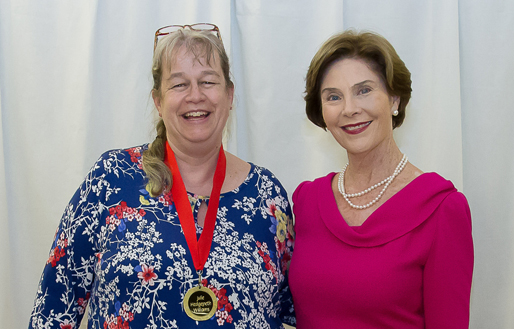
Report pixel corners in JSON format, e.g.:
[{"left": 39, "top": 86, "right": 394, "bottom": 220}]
[{"left": 1, "top": 0, "right": 513, "bottom": 328}]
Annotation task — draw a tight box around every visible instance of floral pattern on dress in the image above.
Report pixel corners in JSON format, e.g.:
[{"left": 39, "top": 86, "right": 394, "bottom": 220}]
[{"left": 29, "top": 145, "right": 295, "bottom": 329}]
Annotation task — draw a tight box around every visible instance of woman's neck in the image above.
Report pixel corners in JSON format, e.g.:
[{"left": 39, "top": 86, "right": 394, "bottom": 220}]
[
  {"left": 345, "top": 143, "right": 404, "bottom": 190},
  {"left": 167, "top": 139, "right": 223, "bottom": 196}
]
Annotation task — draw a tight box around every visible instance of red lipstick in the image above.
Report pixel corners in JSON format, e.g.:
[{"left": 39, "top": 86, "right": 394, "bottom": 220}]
[{"left": 342, "top": 121, "right": 371, "bottom": 135}]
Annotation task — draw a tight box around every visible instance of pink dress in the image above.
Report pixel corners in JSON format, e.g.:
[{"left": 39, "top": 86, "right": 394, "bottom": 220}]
[{"left": 289, "top": 172, "right": 473, "bottom": 328}]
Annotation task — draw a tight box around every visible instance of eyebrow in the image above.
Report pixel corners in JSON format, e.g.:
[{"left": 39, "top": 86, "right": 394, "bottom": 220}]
[
  {"left": 321, "top": 87, "right": 340, "bottom": 94},
  {"left": 352, "top": 80, "right": 375, "bottom": 90},
  {"left": 321, "top": 80, "right": 376, "bottom": 94},
  {"left": 166, "top": 70, "right": 221, "bottom": 81}
]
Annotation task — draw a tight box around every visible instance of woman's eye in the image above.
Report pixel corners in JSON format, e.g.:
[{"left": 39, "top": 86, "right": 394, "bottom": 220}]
[
  {"left": 359, "top": 87, "right": 371, "bottom": 95},
  {"left": 328, "top": 95, "right": 341, "bottom": 101}
]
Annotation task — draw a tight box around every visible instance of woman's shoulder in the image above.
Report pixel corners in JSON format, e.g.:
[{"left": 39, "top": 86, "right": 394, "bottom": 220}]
[
  {"left": 233, "top": 161, "right": 290, "bottom": 199},
  {"left": 431, "top": 179, "right": 471, "bottom": 223},
  {"left": 89, "top": 144, "right": 149, "bottom": 178},
  {"left": 408, "top": 172, "right": 457, "bottom": 193},
  {"left": 223, "top": 151, "right": 252, "bottom": 193},
  {"left": 398, "top": 171, "right": 470, "bottom": 222},
  {"left": 97, "top": 144, "right": 149, "bottom": 162},
  {"left": 241, "top": 160, "right": 284, "bottom": 185},
  {"left": 293, "top": 172, "right": 336, "bottom": 203}
]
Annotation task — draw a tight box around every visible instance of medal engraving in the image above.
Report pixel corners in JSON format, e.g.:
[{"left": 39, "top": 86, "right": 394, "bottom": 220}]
[{"left": 184, "top": 286, "right": 217, "bottom": 321}]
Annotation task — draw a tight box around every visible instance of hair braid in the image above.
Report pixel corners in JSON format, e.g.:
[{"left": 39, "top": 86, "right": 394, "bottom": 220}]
[{"left": 142, "top": 120, "right": 172, "bottom": 197}]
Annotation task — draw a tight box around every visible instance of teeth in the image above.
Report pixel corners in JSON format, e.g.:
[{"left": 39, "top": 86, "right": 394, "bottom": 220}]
[
  {"left": 345, "top": 122, "right": 370, "bottom": 131},
  {"left": 184, "top": 111, "right": 208, "bottom": 118}
]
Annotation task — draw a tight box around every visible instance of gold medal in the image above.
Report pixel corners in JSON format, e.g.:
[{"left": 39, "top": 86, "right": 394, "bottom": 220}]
[{"left": 183, "top": 285, "right": 217, "bottom": 321}]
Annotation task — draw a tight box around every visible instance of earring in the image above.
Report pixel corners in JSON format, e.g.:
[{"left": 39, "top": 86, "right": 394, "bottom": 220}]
[{"left": 393, "top": 110, "right": 399, "bottom": 116}]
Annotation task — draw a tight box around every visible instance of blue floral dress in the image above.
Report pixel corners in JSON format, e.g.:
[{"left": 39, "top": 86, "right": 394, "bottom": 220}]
[{"left": 29, "top": 145, "right": 296, "bottom": 329}]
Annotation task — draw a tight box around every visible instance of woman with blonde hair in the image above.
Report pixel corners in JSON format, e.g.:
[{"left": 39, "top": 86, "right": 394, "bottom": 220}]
[{"left": 29, "top": 24, "right": 295, "bottom": 328}]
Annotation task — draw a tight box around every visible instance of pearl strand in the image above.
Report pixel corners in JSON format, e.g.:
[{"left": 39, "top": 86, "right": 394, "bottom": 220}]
[
  {"left": 338, "top": 154, "right": 408, "bottom": 210},
  {"left": 337, "top": 154, "right": 407, "bottom": 198}
]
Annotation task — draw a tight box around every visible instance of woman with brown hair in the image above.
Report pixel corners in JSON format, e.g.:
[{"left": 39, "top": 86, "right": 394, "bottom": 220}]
[{"left": 289, "top": 30, "right": 473, "bottom": 328}]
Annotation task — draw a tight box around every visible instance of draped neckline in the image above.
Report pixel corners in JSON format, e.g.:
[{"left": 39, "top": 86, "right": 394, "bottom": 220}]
[{"left": 317, "top": 172, "right": 456, "bottom": 247}]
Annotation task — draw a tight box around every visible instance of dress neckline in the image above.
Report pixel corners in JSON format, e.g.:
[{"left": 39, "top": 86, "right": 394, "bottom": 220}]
[
  {"left": 186, "top": 162, "right": 255, "bottom": 198},
  {"left": 337, "top": 172, "right": 423, "bottom": 228},
  {"left": 317, "top": 172, "right": 456, "bottom": 247}
]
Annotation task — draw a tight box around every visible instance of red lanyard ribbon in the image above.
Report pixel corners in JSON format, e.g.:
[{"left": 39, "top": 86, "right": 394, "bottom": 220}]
[{"left": 165, "top": 141, "right": 226, "bottom": 271}]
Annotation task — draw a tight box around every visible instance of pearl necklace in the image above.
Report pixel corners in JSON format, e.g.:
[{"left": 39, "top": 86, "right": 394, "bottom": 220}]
[{"left": 338, "top": 154, "right": 408, "bottom": 209}]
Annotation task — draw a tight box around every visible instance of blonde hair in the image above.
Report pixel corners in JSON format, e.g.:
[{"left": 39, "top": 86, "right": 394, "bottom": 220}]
[{"left": 142, "top": 28, "right": 234, "bottom": 197}]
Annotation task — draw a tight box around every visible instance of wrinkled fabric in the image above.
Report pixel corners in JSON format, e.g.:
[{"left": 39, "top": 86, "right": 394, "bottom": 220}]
[
  {"left": 29, "top": 145, "right": 296, "bottom": 329},
  {"left": 289, "top": 172, "right": 473, "bottom": 329}
]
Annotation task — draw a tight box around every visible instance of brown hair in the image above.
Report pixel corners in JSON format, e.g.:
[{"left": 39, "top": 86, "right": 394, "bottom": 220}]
[
  {"left": 305, "top": 29, "right": 412, "bottom": 129},
  {"left": 142, "top": 28, "right": 233, "bottom": 197}
]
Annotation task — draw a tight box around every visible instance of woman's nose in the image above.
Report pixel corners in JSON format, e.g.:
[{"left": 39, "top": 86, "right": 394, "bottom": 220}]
[
  {"left": 185, "top": 84, "right": 204, "bottom": 102},
  {"left": 342, "top": 97, "right": 361, "bottom": 117}
]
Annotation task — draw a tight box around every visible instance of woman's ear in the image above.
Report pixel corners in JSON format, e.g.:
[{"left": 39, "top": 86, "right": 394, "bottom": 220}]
[
  {"left": 152, "top": 90, "right": 162, "bottom": 117},
  {"left": 391, "top": 95, "right": 400, "bottom": 113},
  {"left": 228, "top": 85, "right": 235, "bottom": 109}
]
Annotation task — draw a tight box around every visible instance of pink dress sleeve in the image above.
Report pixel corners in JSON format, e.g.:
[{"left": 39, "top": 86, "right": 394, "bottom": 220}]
[{"left": 423, "top": 191, "right": 474, "bottom": 328}]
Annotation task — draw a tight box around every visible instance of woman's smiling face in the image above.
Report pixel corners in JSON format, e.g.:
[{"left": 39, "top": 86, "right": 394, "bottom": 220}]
[
  {"left": 153, "top": 45, "right": 234, "bottom": 149},
  {"left": 320, "top": 57, "right": 399, "bottom": 156}
]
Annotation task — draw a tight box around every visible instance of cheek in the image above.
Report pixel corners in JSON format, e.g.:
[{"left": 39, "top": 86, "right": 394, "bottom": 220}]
[
  {"left": 360, "top": 96, "right": 377, "bottom": 110},
  {"left": 216, "top": 92, "right": 233, "bottom": 111},
  {"left": 376, "top": 108, "right": 394, "bottom": 132},
  {"left": 321, "top": 104, "right": 338, "bottom": 125}
]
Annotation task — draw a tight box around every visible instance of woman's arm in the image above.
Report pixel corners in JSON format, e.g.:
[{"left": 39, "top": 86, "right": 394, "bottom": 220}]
[
  {"left": 29, "top": 154, "right": 108, "bottom": 329},
  {"left": 424, "top": 192, "right": 474, "bottom": 329}
]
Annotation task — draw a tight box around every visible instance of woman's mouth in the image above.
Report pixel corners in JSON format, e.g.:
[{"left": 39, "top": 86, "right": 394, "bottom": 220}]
[
  {"left": 342, "top": 121, "right": 372, "bottom": 134},
  {"left": 183, "top": 111, "right": 210, "bottom": 119}
]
